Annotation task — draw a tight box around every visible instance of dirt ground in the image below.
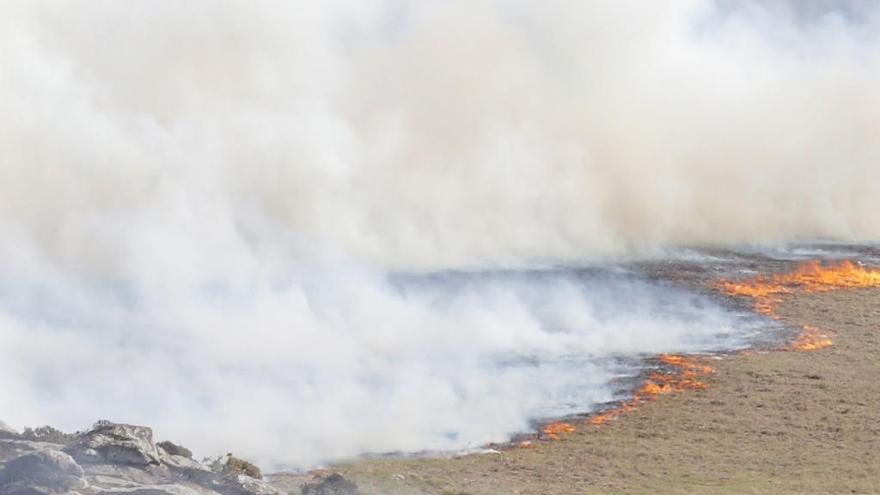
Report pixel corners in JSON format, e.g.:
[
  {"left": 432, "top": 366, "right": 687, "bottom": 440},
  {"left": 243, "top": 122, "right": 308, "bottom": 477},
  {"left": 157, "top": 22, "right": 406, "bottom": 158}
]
[{"left": 293, "top": 287, "right": 880, "bottom": 494}]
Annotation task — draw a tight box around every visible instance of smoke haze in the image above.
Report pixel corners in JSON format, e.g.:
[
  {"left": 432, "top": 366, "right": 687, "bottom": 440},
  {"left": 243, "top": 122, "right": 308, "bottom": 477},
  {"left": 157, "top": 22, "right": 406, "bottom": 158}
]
[{"left": 1, "top": 0, "right": 878, "bottom": 467}]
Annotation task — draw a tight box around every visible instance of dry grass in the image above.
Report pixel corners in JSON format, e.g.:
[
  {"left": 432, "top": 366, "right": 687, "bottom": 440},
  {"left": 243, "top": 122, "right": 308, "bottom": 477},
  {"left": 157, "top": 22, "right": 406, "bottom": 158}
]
[{"left": 333, "top": 288, "right": 880, "bottom": 494}]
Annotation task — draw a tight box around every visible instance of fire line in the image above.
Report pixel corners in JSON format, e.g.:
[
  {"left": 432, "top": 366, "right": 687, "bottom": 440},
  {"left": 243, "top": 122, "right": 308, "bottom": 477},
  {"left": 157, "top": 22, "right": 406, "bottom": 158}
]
[
  {"left": 716, "top": 260, "right": 880, "bottom": 351},
  {"left": 534, "top": 260, "right": 880, "bottom": 443}
]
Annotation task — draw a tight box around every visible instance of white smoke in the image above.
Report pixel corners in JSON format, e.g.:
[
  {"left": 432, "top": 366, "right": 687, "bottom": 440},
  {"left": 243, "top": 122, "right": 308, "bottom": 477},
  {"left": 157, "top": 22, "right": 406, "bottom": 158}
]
[
  {"left": 0, "top": 253, "right": 747, "bottom": 467},
  {"left": 0, "top": 0, "right": 877, "bottom": 467}
]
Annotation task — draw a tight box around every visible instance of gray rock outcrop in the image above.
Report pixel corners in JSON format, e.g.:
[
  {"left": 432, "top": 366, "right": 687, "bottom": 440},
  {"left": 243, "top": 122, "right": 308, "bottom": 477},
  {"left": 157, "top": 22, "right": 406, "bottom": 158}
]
[
  {"left": 1, "top": 421, "right": 358, "bottom": 495},
  {"left": 64, "top": 422, "right": 161, "bottom": 467},
  {"left": 0, "top": 450, "right": 87, "bottom": 495}
]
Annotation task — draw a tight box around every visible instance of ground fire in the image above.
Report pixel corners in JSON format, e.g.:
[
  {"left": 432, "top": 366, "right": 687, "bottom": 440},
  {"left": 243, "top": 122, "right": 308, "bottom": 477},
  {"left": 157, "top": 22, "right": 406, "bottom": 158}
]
[
  {"left": 537, "top": 354, "right": 716, "bottom": 441},
  {"left": 536, "top": 260, "right": 880, "bottom": 443},
  {"left": 717, "top": 260, "right": 880, "bottom": 316},
  {"left": 717, "top": 260, "right": 880, "bottom": 351}
]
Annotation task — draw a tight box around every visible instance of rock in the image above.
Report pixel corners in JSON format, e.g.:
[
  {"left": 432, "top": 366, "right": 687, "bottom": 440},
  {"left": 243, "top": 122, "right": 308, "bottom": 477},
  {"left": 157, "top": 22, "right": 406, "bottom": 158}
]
[
  {"left": 154, "top": 443, "right": 191, "bottom": 460},
  {"left": 2, "top": 421, "right": 279, "bottom": 495},
  {"left": 81, "top": 464, "right": 169, "bottom": 488},
  {"left": 64, "top": 422, "right": 160, "bottom": 467},
  {"left": 300, "top": 474, "right": 359, "bottom": 495},
  {"left": 191, "top": 454, "right": 277, "bottom": 495},
  {"left": 222, "top": 475, "right": 279, "bottom": 495},
  {"left": 156, "top": 453, "right": 204, "bottom": 473},
  {"left": 0, "top": 450, "right": 87, "bottom": 495},
  {"left": 0, "top": 441, "right": 36, "bottom": 464},
  {"left": 0, "top": 439, "right": 73, "bottom": 464},
  {"left": 96, "top": 485, "right": 199, "bottom": 495},
  {"left": 0, "top": 422, "right": 19, "bottom": 440}
]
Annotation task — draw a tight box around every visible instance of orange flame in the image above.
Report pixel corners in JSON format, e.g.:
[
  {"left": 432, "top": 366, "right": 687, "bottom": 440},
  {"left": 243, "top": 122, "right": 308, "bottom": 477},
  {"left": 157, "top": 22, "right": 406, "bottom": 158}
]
[
  {"left": 716, "top": 260, "right": 880, "bottom": 351},
  {"left": 789, "top": 324, "right": 834, "bottom": 351},
  {"left": 717, "top": 260, "right": 880, "bottom": 317},
  {"left": 542, "top": 421, "right": 576, "bottom": 440},
  {"left": 581, "top": 354, "right": 715, "bottom": 429}
]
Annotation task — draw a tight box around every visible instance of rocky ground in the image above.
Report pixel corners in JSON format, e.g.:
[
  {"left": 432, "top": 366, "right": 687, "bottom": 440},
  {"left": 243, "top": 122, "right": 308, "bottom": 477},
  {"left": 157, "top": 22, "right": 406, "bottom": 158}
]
[{"left": 0, "top": 421, "right": 358, "bottom": 495}]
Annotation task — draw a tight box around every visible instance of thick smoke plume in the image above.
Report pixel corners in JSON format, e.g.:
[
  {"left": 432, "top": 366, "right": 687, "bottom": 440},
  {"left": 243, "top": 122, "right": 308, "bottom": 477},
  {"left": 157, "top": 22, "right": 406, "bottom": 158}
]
[{"left": 1, "top": 0, "right": 878, "bottom": 467}]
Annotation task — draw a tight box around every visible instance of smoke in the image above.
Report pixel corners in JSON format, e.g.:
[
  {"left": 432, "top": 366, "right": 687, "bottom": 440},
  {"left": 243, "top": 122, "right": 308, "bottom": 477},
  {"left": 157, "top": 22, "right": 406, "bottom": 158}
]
[
  {"left": 0, "top": 0, "right": 877, "bottom": 467},
  {"left": 1, "top": 258, "right": 750, "bottom": 467}
]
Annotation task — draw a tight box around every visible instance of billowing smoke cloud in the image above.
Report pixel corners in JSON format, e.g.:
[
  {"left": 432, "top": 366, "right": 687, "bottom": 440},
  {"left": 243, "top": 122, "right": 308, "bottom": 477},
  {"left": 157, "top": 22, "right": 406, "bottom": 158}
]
[{"left": 0, "top": 0, "right": 877, "bottom": 467}]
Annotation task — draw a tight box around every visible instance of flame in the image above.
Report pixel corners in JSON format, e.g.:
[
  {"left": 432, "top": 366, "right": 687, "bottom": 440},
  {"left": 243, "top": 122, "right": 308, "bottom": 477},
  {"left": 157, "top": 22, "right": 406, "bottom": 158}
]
[
  {"left": 530, "top": 260, "right": 877, "bottom": 445},
  {"left": 581, "top": 354, "right": 715, "bottom": 428},
  {"left": 789, "top": 324, "right": 834, "bottom": 351},
  {"left": 542, "top": 421, "right": 576, "bottom": 440},
  {"left": 716, "top": 260, "right": 880, "bottom": 351},
  {"left": 717, "top": 260, "right": 880, "bottom": 317}
]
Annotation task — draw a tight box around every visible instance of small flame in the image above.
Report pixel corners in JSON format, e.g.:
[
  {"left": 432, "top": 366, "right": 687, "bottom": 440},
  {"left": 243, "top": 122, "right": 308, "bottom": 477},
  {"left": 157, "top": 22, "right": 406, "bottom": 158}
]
[
  {"left": 581, "top": 354, "right": 715, "bottom": 429},
  {"left": 789, "top": 324, "right": 834, "bottom": 351},
  {"left": 542, "top": 421, "right": 576, "bottom": 440},
  {"left": 717, "top": 260, "right": 880, "bottom": 317}
]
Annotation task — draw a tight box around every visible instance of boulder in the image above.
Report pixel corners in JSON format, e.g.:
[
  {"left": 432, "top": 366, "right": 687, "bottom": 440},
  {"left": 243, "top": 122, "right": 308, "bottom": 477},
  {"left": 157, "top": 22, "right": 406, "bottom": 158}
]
[
  {"left": 0, "top": 450, "right": 87, "bottom": 495},
  {"left": 64, "top": 422, "right": 160, "bottom": 467},
  {"left": 154, "top": 443, "right": 191, "bottom": 461},
  {"left": 300, "top": 474, "right": 359, "bottom": 495},
  {"left": 198, "top": 455, "right": 277, "bottom": 495}
]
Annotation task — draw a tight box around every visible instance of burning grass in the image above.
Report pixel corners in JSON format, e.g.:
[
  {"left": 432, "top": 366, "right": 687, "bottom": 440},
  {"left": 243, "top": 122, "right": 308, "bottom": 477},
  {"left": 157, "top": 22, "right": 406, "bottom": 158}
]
[
  {"left": 787, "top": 324, "right": 834, "bottom": 352},
  {"left": 716, "top": 260, "right": 880, "bottom": 352},
  {"left": 716, "top": 260, "right": 880, "bottom": 316},
  {"left": 535, "top": 260, "right": 878, "bottom": 444},
  {"left": 535, "top": 354, "right": 716, "bottom": 441},
  {"left": 584, "top": 354, "right": 716, "bottom": 428},
  {"left": 541, "top": 422, "right": 577, "bottom": 440}
]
